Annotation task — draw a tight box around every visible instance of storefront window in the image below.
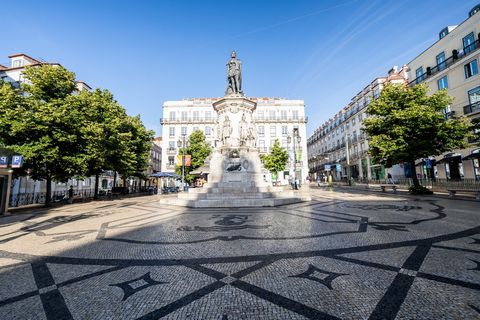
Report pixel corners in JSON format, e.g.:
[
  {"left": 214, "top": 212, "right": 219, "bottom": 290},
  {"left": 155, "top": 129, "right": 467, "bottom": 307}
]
[{"left": 474, "top": 159, "right": 480, "bottom": 180}]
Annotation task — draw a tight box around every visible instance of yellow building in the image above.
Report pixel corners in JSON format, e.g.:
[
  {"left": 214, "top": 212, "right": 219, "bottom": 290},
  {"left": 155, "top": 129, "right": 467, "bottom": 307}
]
[{"left": 407, "top": 4, "right": 480, "bottom": 180}]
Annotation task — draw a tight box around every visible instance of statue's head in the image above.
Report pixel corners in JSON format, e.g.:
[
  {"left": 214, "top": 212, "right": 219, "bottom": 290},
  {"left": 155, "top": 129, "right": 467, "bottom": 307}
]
[{"left": 231, "top": 51, "right": 237, "bottom": 58}]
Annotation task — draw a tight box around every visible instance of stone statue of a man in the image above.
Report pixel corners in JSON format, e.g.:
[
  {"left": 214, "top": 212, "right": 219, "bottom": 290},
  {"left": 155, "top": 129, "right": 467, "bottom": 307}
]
[
  {"left": 222, "top": 115, "right": 232, "bottom": 145},
  {"left": 239, "top": 113, "right": 248, "bottom": 146},
  {"left": 226, "top": 51, "right": 242, "bottom": 95}
]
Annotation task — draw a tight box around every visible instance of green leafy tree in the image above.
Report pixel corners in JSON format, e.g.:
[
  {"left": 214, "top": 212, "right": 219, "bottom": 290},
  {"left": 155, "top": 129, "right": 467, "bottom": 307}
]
[
  {"left": 0, "top": 65, "right": 154, "bottom": 204},
  {"left": 261, "top": 139, "right": 288, "bottom": 182},
  {"left": 69, "top": 89, "right": 140, "bottom": 198},
  {"left": 0, "top": 66, "right": 88, "bottom": 205},
  {"left": 175, "top": 130, "right": 211, "bottom": 183},
  {"left": 471, "top": 118, "right": 480, "bottom": 146},
  {"left": 363, "top": 83, "right": 472, "bottom": 188},
  {"left": 119, "top": 115, "right": 154, "bottom": 180}
]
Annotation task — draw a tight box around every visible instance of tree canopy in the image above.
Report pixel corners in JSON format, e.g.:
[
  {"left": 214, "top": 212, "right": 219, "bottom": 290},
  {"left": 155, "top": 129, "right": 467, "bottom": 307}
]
[
  {"left": 362, "top": 83, "right": 472, "bottom": 187},
  {"left": 261, "top": 139, "right": 289, "bottom": 181},
  {"left": 0, "top": 65, "right": 153, "bottom": 204},
  {"left": 175, "top": 130, "right": 211, "bottom": 183}
]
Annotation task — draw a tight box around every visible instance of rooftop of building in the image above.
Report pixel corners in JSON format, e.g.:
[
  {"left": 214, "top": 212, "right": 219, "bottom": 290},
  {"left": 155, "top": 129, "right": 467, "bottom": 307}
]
[
  {"left": 406, "top": 3, "right": 480, "bottom": 65},
  {"left": 163, "top": 97, "right": 305, "bottom": 107},
  {"left": 1, "top": 53, "right": 91, "bottom": 89}
]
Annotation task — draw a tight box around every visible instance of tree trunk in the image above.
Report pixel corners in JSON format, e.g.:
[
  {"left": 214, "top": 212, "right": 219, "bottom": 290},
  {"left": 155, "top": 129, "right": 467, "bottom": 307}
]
[
  {"left": 113, "top": 172, "right": 117, "bottom": 187},
  {"left": 410, "top": 160, "right": 419, "bottom": 187},
  {"left": 45, "top": 175, "right": 52, "bottom": 207},
  {"left": 94, "top": 173, "right": 100, "bottom": 200}
]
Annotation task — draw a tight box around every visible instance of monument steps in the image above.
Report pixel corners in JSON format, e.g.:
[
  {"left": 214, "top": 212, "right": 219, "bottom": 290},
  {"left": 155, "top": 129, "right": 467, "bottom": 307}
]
[{"left": 160, "top": 195, "right": 310, "bottom": 208}]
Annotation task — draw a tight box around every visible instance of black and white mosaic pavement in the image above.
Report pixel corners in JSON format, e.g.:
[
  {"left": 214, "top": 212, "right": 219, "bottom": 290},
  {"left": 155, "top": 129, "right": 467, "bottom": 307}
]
[{"left": 0, "top": 189, "right": 479, "bottom": 319}]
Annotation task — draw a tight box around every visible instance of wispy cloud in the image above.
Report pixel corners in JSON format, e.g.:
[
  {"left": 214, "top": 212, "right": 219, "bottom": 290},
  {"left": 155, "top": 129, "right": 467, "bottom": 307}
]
[{"left": 288, "top": 0, "right": 405, "bottom": 97}]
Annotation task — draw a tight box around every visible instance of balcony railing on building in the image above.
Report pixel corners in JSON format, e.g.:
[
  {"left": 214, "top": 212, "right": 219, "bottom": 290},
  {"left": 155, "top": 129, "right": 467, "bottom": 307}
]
[
  {"left": 160, "top": 117, "right": 216, "bottom": 124},
  {"left": 444, "top": 110, "right": 456, "bottom": 119},
  {"left": 464, "top": 101, "right": 480, "bottom": 115},
  {"left": 409, "top": 38, "right": 480, "bottom": 86},
  {"left": 253, "top": 116, "right": 308, "bottom": 123},
  {"left": 167, "top": 147, "right": 177, "bottom": 155}
]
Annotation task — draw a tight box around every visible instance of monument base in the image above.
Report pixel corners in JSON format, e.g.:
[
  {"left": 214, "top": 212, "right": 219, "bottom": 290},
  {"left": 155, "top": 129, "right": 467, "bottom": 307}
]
[{"left": 160, "top": 196, "right": 310, "bottom": 208}]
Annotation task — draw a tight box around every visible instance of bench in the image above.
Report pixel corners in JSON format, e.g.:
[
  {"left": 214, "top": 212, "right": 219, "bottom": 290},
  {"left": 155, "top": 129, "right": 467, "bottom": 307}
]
[
  {"left": 447, "top": 189, "right": 480, "bottom": 201},
  {"left": 380, "top": 184, "right": 398, "bottom": 193}
]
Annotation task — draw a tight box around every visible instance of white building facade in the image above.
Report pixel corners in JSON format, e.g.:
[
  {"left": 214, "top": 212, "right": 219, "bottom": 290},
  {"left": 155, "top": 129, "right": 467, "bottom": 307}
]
[
  {"left": 161, "top": 97, "right": 309, "bottom": 184},
  {"left": 407, "top": 5, "right": 480, "bottom": 180},
  {"left": 308, "top": 66, "right": 409, "bottom": 181}
]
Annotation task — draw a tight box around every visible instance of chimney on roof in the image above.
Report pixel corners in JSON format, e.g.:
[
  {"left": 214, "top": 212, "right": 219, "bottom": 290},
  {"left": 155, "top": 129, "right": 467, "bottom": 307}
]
[{"left": 388, "top": 66, "right": 398, "bottom": 75}]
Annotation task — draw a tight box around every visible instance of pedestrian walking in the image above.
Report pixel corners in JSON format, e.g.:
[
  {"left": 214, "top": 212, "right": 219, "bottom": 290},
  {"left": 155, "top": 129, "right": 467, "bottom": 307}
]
[
  {"left": 387, "top": 172, "right": 394, "bottom": 184},
  {"left": 68, "top": 186, "right": 74, "bottom": 204}
]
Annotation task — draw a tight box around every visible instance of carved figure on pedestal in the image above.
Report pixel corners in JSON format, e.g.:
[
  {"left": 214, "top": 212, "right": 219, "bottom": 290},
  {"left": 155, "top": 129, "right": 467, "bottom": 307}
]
[
  {"left": 239, "top": 113, "right": 248, "bottom": 146},
  {"left": 226, "top": 51, "right": 242, "bottom": 96},
  {"left": 215, "top": 122, "right": 221, "bottom": 147},
  {"left": 247, "top": 125, "right": 257, "bottom": 148},
  {"left": 221, "top": 116, "right": 233, "bottom": 146}
]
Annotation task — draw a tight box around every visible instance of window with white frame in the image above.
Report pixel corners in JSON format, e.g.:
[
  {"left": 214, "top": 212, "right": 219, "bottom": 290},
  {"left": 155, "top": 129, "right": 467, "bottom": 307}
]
[
  {"left": 281, "top": 125, "right": 288, "bottom": 136},
  {"left": 169, "top": 127, "right": 175, "bottom": 137},
  {"left": 280, "top": 110, "right": 287, "bottom": 120},
  {"left": 205, "top": 126, "right": 211, "bottom": 136},
  {"left": 415, "top": 67, "right": 424, "bottom": 83},
  {"left": 193, "top": 111, "right": 199, "bottom": 121},
  {"left": 181, "top": 127, "right": 187, "bottom": 136},
  {"left": 463, "top": 32, "right": 475, "bottom": 54},
  {"left": 292, "top": 110, "right": 299, "bottom": 119},
  {"left": 181, "top": 111, "right": 187, "bottom": 121},
  {"left": 465, "top": 59, "right": 478, "bottom": 78},
  {"left": 258, "top": 125, "right": 265, "bottom": 137},
  {"left": 258, "top": 140, "right": 265, "bottom": 151},
  {"left": 438, "top": 76, "right": 448, "bottom": 90},
  {"left": 168, "top": 156, "right": 174, "bottom": 166},
  {"left": 270, "top": 125, "right": 276, "bottom": 137},
  {"left": 205, "top": 111, "right": 212, "bottom": 120},
  {"left": 257, "top": 111, "right": 264, "bottom": 120},
  {"left": 169, "top": 111, "right": 176, "bottom": 121},
  {"left": 469, "top": 86, "right": 480, "bottom": 105},
  {"left": 436, "top": 52, "right": 446, "bottom": 71},
  {"left": 269, "top": 110, "right": 275, "bottom": 120}
]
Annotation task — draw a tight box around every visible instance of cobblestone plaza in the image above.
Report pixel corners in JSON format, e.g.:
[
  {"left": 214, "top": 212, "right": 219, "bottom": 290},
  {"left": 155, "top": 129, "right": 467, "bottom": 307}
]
[{"left": 0, "top": 189, "right": 479, "bottom": 319}]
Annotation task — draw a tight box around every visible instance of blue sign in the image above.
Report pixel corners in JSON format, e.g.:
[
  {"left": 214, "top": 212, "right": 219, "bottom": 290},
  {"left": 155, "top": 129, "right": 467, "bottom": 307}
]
[
  {"left": 0, "top": 156, "right": 7, "bottom": 168},
  {"left": 336, "top": 164, "right": 342, "bottom": 171},
  {"left": 425, "top": 159, "right": 432, "bottom": 169},
  {"left": 324, "top": 165, "right": 331, "bottom": 171},
  {"left": 11, "top": 155, "right": 23, "bottom": 168}
]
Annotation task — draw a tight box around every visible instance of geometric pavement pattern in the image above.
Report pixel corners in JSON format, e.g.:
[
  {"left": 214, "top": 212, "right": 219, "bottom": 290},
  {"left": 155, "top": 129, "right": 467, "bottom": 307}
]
[{"left": 0, "top": 188, "right": 479, "bottom": 319}]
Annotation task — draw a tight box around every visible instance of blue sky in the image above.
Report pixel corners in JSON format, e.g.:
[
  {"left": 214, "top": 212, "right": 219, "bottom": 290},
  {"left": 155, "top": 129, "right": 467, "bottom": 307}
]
[{"left": 1, "top": 0, "right": 478, "bottom": 137}]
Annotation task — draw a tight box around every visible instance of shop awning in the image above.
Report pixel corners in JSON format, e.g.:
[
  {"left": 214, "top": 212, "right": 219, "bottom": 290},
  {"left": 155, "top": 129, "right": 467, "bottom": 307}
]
[
  {"left": 437, "top": 153, "right": 462, "bottom": 163},
  {"left": 149, "top": 172, "right": 181, "bottom": 178},
  {"left": 463, "top": 149, "right": 480, "bottom": 160}
]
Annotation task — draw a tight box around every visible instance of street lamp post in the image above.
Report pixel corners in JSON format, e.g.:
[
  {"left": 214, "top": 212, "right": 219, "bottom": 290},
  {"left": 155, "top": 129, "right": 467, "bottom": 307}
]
[
  {"left": 345, "top": 132, "right": 351, "bottom": 186},
  {"left": 177, "top": 135, "right": 190, "bottom": 191},
  {"left": 288, "top": 128, "right": 301, "bottom": 189}
]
